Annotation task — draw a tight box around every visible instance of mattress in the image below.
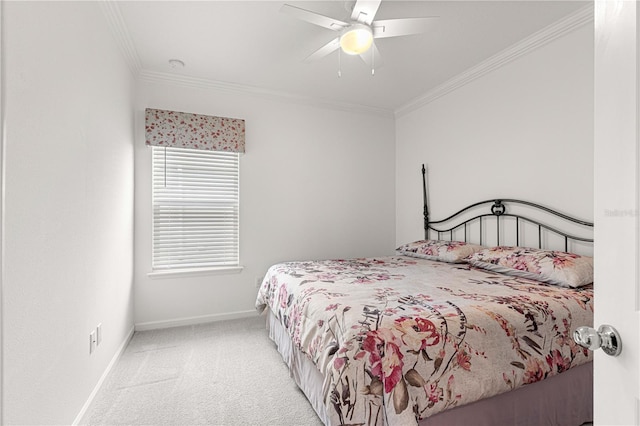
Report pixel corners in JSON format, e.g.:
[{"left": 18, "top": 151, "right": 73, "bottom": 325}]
[
  {"left": 267, "top": 310, "right": 593, "bottom": 425},
  {"left": 256, "top": 256, "right": 594, "bottom": 425}
]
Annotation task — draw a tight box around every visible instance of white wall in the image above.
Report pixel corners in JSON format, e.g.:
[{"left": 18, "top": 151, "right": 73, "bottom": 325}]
[
  {"left": 134, "top": 82, "right": 396, "bottom": 327},
  {"left": 3, "top": 2, "right": 134, "bottom": 424},
  {"left": 395, "top": 24, "right": 594, "bottom": 248}
]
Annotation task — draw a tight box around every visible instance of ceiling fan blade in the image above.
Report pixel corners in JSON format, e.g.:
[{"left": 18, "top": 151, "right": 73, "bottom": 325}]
[
  {"left": 372, "top": 17, "right": 437, "bottom": 39},
  {"left": 359, "top": 43, "right": 383, "bottom": 71},
  {"left": 303, "top": 37, "right": 341, "bottom": 63},
  {"left": 281, "top": 4, "right": 348, "bottom": 31},
  {"left": 350, "top": 0, "right": 381, "bottom": 25}
]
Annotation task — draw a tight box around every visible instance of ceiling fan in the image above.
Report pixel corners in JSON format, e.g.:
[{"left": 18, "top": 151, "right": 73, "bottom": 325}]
[{"left": 281, "top": 0, "right": 436, "bottom": 72}]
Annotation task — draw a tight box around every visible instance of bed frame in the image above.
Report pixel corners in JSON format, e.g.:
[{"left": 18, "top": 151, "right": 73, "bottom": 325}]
[
  {"left": 421, "top": 164, "right": 594, "bottom": 252},
  {"left": 267, "top": 165, "right": 595, "bottom": 426}
]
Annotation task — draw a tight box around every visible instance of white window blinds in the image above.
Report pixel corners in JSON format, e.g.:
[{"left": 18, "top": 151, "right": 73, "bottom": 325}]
[{"left": 152, "top": 146, "right": 239, "bottom": 271}]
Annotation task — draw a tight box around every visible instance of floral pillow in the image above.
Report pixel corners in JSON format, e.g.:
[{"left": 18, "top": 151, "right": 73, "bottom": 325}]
[
  {"left": 396, "top": 240, "right": 484, "bottom": 263},
  {"left": 466, "top": 246, "right": 593, "bottom": 288}
]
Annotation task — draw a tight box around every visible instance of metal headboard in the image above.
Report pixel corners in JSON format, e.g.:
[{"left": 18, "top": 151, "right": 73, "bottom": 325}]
[{"left": 421, "top": 164, "right": 594, "bottom": 252}]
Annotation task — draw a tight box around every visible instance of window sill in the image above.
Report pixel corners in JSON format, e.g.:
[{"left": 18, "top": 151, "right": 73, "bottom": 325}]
[{"left": 147, "top": 266, "right": 244, "bottom": 279}]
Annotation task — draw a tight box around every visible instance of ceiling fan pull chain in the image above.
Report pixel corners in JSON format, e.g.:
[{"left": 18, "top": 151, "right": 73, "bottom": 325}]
[{"left": 371, "top": 47, "right": 375, "bottom": 76}]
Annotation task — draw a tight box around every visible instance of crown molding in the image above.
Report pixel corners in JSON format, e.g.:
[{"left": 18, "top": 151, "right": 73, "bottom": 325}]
[
  {"left": 100, "top": 0, "right": 592, "bottom": 120},
  {"left": 98, "top": 1, "right": 392, "bottom": 118},
  {"left": 99, "top": 1, "right": 142, "bottom": 77},
  {"left": 394, "top": 3, "right": 594, "bottom": 118},
  {"left": 98, "top": 1, "right": 391, "bottom": 117},
  {"left": 138, "top": 70, "right": 394, "bottom": 118}
]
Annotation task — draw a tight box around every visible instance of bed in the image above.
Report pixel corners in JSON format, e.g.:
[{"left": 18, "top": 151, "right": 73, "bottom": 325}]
[{"left": 255, "top": 165, "right": 594, "bottom": 425}]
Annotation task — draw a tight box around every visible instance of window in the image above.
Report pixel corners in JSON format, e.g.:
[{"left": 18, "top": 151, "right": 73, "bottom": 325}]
[{"left": 151, "top": 146, "right": 240, "bottom": 273}]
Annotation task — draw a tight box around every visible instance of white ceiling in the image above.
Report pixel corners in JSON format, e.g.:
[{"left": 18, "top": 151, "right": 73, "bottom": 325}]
[{"left": 115, "top": 1, "right": 589, "bottom": 113}]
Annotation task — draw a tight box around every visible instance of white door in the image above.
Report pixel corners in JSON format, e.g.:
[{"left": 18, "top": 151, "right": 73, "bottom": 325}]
[{"left": 593, "top": 1, "right": 640, "bottom": 424}]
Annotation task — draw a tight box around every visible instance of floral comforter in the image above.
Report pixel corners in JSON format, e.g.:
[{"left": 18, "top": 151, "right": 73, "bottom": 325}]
[{"left": 255, "top": 256, "right": 593, "bottom": 425}]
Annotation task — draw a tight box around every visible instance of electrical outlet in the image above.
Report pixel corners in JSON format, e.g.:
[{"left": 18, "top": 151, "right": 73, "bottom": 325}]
[
  {"left": 96, "top": 323, "right": 102, "bottom": 346},
  {"left": 89, "top": 330, "right": 97, "bottom": 354}
]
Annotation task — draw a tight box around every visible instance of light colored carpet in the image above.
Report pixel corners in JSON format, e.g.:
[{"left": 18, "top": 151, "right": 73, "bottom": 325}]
[{"left": 82, "top": 315, "right": 323, "bottom": 426}]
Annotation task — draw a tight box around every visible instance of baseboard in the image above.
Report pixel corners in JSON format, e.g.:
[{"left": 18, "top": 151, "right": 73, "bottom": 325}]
[
  {"left": 134, "top": 309, "right": 258, "bottom": 331},
  {"left": 72, "top": 325, "right": 135, "bottom": 425}
]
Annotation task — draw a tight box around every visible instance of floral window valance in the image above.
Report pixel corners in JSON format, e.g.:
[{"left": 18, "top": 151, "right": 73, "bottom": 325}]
[{"left": 145, "top": 108, "right": 245, "bottom": 153}]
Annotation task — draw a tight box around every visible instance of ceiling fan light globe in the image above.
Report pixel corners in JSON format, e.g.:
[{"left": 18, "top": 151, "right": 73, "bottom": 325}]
[{"left": 340, "top": 25, "right": 373, "bottom": 55}]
